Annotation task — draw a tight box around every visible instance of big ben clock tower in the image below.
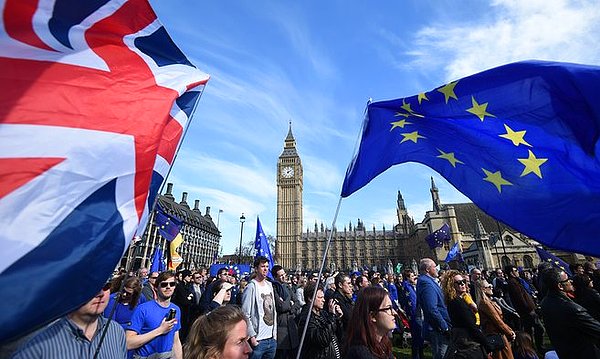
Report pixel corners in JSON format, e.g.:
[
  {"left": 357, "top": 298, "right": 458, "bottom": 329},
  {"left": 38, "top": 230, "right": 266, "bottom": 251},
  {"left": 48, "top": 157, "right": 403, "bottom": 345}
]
[{"left": 276, "top": 123, "right": 303, "bottom": 269}]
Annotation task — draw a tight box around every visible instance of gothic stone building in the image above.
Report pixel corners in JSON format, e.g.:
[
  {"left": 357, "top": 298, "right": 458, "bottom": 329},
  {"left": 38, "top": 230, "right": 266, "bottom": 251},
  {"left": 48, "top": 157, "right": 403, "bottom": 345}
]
[{"left": 125, "top": 183, "right": 221, "bottom": 271}]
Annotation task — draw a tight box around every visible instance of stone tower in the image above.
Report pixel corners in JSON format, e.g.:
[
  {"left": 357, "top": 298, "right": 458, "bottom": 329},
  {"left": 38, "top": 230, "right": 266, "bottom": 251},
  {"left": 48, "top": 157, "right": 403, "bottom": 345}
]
[{"left": 276, "top": 123, "right": 303, "bottom": 269}]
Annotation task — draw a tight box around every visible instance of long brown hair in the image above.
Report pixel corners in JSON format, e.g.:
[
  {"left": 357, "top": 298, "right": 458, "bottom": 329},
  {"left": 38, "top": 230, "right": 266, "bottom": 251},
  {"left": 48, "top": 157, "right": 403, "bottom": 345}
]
[
  {"left": 513, "top": 332, "right": 537, "bottom": 358},
  {"left": 184, "top": 305, "right": 248, "bottom": 359},
  {"left": 120, "top": 277, "right": 142, "bottom": 308},
  {"left": 345, "top": 286, "right": 392, "bottom": 358}
]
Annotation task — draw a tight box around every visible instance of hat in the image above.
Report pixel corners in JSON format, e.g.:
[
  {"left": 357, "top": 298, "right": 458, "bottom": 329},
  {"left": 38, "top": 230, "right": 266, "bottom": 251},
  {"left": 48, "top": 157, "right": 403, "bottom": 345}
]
[{"left": 181, "top": 270, "right": 192, "bottom": 278}]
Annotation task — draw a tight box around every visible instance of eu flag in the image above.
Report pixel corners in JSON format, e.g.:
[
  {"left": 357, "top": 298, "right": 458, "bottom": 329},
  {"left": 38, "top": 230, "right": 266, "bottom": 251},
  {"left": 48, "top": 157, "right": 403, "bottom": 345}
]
[
  {"left": 154, "top": 203, "right": 183, "bottom": 242},
  {"left": 341, "top": 61, "right": 600, "bottom": 257},
  {"left": 535, "top": 246, "right": 573, "bottom": 276},
  {"left": 255, "top": 216, "right": 274, "bottom": 276},
  {"left": 445, "top": 242, "right": 464, "bottom": 263},
  {"left": 425, "top": 223, "right": 451, "bottom": 249}
]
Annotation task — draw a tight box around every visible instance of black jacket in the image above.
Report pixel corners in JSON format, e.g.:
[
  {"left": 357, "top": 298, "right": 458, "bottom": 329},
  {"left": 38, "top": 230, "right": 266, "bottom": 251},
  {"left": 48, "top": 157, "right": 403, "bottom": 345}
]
[
  {"left": 331, "top": 290, "right": 353, "bottom": 344},
  {"left": 273, "top": 281, "right": 301, "bottom": 350},
  {"left": 296, "top": 304, "right": 341, "bottom": 359},
  {"left": 575, "top": 287, "right": 600, "bottom": 323},
  {"left": 541, "top": 291, "right": 600, "bottom": 359},
  {"left": 447, "top": 297, "right": 492, "bottom": 353}
]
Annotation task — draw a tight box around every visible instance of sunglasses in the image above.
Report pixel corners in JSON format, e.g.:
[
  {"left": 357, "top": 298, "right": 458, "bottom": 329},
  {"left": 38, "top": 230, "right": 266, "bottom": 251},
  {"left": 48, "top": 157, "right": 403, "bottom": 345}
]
[
  {"left": 454, "top": 280, "right": 467, "bottom": 285},
  {"left": 159, "top": 281, "right": 177, "bottom": 288},
  {"left": 149, "top": 276, "right": 158, "bottom": 280},
  {"left": 559, "top": 278, "right": 572, "bottom": 284}
]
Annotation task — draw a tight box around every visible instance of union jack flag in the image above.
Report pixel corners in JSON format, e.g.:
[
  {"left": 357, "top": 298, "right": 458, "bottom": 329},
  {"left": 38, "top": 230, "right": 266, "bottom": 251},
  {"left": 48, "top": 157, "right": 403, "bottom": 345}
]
[{"left": 0, "top": 0, "right": 209, "bottom": 342}]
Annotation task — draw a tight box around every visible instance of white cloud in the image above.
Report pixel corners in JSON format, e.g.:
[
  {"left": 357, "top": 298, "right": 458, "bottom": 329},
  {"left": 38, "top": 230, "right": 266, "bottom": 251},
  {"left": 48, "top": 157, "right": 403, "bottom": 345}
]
[{"left": 400, "top": 0, "right": 600, "bottom": 80}]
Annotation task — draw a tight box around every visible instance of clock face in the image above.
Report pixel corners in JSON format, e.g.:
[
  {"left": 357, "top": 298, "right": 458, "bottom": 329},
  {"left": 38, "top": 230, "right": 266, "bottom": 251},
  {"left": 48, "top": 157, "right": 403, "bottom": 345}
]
[{"left": 281, "top": 166, "right": 294, "bottom": 178}]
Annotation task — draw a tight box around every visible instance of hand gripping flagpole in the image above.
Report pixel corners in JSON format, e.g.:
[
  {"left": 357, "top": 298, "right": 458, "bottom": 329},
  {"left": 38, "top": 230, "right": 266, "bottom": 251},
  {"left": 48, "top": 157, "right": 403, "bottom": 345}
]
[{"left": 296, "top": 196, "right": 343, "bottom": 359}]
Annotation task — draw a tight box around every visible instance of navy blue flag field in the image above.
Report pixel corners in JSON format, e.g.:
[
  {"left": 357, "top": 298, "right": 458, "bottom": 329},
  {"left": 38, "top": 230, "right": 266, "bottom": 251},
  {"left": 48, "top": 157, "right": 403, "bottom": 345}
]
[
  {"left": 341, "top": 61, "right": 600, "bottom": 257},
  {"left": 150, "top": 247, "right": 166, "bottom": 273},
  {"left": 445, "top": 242, "right": 464, "bottom": 263},
  {"left": 425, "top": 223, "right": 451, "bottom": 249},
  {"left": 0, "top": 0, "right": 208, "bottom": 342},
  {"left": 535, "top": 246, "right": 573, "bottom": 276},
  {"left": 255, "top": 216, "right": 274, "bottom": 276}
]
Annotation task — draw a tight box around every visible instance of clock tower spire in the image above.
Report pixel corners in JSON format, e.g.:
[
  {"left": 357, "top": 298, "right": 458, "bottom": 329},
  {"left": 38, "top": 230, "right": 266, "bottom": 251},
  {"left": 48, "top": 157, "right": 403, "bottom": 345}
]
[{"left": 276, "top": 122, "right": 303, "bottom": 269}]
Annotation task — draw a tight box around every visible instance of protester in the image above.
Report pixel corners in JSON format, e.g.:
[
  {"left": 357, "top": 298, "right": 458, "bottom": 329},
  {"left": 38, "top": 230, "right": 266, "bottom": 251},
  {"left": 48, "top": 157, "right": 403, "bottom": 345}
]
[
  {"left": 142, "top": 271, "right": 159, "bottom": 301},
  {"left": 242, "top": 256, "right": 277, "bottom": 359},
  {"left": 172, "top": 269, "right": 195, "bottom": 341},
  {"left": 540, "top": 267, "right": 600, "bottom": 359},
  {"left": 440, "top": 270, "right": 491, "bottom": 359},
  {"left": 330, "top": 274, "right": 354, "bottom": 344},
  {"left": 475, "top": 279, "right": 515, "bottom": 359},
  {"left": 190, "top": 271, "right": 205, "bottom": 321},
  {"left": 12, "top": 281, "right": 127, "bottom": 358},
  {"left": 296, "top": 276, "right": 307, "bottom": 306},
  {"left": 296, "top": 282, "right": 343, "bottom": 359},
  {"left": 126, "top": 271, "right": 182, "bottom": 359},
  {"left": 103, "top": 276, "right": 145, "bottom": 329},
  {"left": 505, "top": 265, "right": 544, "bottom": 353},
  {"left": 416, "top": 258, "right": 451, "bottom": 359},
  {"left": 344, "top": 286, "right": 395, "bottom": 359},
  {"left": 572, "top": 273, "right": 600, "bottom": 322},
  {"left": 399, "top": 269, "right": 424, "bottom": 359},
  {"left": 271, "top": 265, "right": 301, "bottom": 359},
  {"left": 184, "top": 305, "right": 252, "bottom": 359},
  {"left": 200, "top": 267, "right": 230, "bottom": 314},
  {"left": 469, "top": 268, "right": 482, "bottom": 302}
]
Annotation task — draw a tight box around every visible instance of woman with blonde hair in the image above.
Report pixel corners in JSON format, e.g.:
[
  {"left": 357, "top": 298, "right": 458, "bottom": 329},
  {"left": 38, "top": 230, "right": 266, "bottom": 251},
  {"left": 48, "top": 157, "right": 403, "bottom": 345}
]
[
  {"left": 440, "top": 270, "right": 492, "bottom": 359},
  {"left": 184, "top": 305, "right": 252, "bottom": 359},
  {"left": 476, "top": 279, "right": 515, "bottom": 359}
]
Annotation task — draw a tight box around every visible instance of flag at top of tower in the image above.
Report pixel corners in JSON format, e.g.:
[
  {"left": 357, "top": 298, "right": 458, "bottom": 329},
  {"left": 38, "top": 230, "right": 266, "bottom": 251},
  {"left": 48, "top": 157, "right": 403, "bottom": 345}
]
[{"left": 341, "top": 61, "right": 600, "bottom": 257}]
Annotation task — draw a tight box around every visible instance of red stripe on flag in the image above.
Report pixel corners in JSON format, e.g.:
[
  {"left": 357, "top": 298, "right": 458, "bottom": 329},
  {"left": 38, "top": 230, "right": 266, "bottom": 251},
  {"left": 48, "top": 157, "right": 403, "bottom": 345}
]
[
  {"left": 0, "top": 157, "right": 65, "bottom": 199},
  {"left": 4, "top": 0, "right": 55, "bottom": 51}
]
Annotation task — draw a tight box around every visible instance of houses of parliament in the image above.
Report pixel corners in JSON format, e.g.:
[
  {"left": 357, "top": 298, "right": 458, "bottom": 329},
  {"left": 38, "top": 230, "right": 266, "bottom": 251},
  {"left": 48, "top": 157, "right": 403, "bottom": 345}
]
[{"left": 276, "top": 125, "right": 587, "bottom": 272}]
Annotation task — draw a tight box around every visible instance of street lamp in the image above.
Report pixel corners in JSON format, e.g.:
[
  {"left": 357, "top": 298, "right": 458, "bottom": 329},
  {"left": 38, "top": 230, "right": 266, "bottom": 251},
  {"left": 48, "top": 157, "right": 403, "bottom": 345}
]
[{"left": 238, "top": 213, "right": 246, "bottom": 264}]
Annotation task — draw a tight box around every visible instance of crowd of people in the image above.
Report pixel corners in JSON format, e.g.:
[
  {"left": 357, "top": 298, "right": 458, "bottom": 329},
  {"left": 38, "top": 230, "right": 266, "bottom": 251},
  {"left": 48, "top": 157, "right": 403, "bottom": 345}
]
[{"left": 8, "top": 256, "right": 600, "bottom": 359}]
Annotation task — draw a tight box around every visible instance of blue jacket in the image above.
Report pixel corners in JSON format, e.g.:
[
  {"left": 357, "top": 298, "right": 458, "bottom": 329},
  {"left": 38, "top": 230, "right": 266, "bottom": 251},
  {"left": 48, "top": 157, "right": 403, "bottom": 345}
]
[{"left": 416, "top": 274, "right": 450, "bottom": 338}]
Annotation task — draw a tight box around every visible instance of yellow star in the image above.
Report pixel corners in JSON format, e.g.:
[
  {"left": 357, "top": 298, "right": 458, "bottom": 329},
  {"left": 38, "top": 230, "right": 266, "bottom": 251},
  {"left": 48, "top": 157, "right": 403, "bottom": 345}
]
[
  {"left": 466, "top": 96, "right": 496, "bottom": 122},
  {"left": 482, "top": 168, "right": 513, "bottom": 193},
  {"left": 400, "top": 131, "right": 426, "bottom": 144},
  {"left": 394, "top": 112, "right": 410, "bottom": 118},
  {"left": 401, "top": 100, "right": 414, "bottom": 113},
  {"left": 436, "top": 149, "right": 464, "bottom": 167},
  {"left": 518, "top": 150, "right": 548, "bottom": 178},
  {"left": 437, "top": 81, "right": 458, "bottom": 104},
  {"left": 499, "top": 124, "right": 532, "bottom": 147},
  {"left": 418, "top": 92, "right": 429, "bottom": 105},
  {"left": 390, "top": 119, "right": 412, "bottom": 131}
]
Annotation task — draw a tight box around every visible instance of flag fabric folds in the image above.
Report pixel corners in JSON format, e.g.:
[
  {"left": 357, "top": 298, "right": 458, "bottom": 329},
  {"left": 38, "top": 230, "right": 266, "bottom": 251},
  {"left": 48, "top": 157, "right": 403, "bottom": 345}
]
[
  {"left": 341, "top": 61, "right": 600, "bottom": 257},
  {"left": 0, "top": 0, "right": 209, "bottom": 342},
  {"left": 425, "top": 223, "right": 451, "bottom": 249},
  {"left": 535, "top": 246, "right": 573, "bottom": 277},
  {"left": 255, "top": 216, "right": 274, "bottom": 275},
  {"left": 445, "top": 242, "right": 464, "bottom": 263},
  {"left": 149, "top": 247, "right": 166, "bottom": 273}
]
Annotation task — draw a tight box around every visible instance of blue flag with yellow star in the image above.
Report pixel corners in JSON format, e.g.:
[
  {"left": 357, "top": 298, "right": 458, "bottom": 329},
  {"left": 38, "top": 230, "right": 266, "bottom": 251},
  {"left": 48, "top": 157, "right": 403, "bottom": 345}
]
[
  {"left": 341, "top": 61, "right": 600, "bottom": 257},
  {"left": 255, "top": 216, "right": 274, "bottom": 277},
  {"left": 535, "top": 246, "right": 573, "bottom": 276},
  {"left": 154, "top": 203, "right": 183, "bottom": 242},
  {"left": 425, "top": 223, "right": 451, "bottom": 249}
]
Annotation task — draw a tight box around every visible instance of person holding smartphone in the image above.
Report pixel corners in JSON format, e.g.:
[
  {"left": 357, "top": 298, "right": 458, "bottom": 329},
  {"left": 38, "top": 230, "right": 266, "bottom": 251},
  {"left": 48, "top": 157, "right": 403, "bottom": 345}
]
[{"left": 126, "top": 271, "right": 183, "bottom": 359}]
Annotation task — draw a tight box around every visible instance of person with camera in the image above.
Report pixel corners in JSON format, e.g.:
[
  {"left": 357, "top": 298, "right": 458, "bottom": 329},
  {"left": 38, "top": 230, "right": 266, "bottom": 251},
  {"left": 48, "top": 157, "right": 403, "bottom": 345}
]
[{"left": 126, "top": 271, "right": 183, "bottom": 359}]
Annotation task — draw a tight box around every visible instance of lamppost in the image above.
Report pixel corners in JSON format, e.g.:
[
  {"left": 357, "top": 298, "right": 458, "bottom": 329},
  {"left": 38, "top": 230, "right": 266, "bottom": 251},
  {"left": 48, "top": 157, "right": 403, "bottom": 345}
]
[{"left": 238, "top": 213, "right": 246, "bottom": 264}]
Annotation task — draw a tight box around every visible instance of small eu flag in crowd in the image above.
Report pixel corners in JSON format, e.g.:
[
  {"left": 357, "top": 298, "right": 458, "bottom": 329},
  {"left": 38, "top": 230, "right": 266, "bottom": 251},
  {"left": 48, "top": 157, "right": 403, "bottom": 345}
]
[
  {"left": 425, "top": 223, "right": 451, "bottom": 249},
  {"left": 445, "top": 242, "right": 464, "bottom": 263},
  {"left": 535, "top": 246, "right": 572, "bottom": 276},
  {"left": 255, "top": 216, "right": 274, "bottom": 275}
]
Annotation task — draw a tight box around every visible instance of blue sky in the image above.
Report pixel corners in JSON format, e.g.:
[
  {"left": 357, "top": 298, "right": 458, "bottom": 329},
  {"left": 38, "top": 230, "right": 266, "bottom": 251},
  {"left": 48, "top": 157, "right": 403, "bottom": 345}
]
[{"left": 149, "top": 0, "right": 600, "bottom": 255}]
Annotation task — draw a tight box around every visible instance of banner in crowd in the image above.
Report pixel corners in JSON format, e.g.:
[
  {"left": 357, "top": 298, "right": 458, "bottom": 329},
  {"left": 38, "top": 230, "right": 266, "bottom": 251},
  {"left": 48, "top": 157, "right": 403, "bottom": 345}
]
[
  {"left": 0, "top": 0, "right": 209, "bottom": 342},
  {"left": 341, "top": 61, "right": 600, "bottom": 257}
]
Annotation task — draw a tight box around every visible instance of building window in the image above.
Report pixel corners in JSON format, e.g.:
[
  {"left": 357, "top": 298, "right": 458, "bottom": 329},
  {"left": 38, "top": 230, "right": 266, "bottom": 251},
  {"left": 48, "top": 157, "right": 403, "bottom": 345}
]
[
  {"left": 523, "top": 255, "right": 534, "bottom": 268},
  {"left": 501, "top": 255, "right": 511, "bottom": 267},
  {"left": 503, "top": 235, "right": 514, "bottom": 245}
]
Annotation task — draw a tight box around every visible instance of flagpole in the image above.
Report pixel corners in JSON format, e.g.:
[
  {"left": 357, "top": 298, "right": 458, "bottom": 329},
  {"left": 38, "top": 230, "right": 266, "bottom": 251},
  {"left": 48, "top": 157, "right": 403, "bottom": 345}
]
[{"left": 296, "top": 196, "right": 343, "bottom": 359}]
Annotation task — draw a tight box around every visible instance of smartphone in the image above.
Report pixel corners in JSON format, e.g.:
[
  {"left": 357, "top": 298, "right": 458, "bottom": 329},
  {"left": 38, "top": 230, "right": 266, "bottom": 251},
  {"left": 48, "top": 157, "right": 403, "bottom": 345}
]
[{"left": 166, "top": 308, "right": 176, "bottom": 321}]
